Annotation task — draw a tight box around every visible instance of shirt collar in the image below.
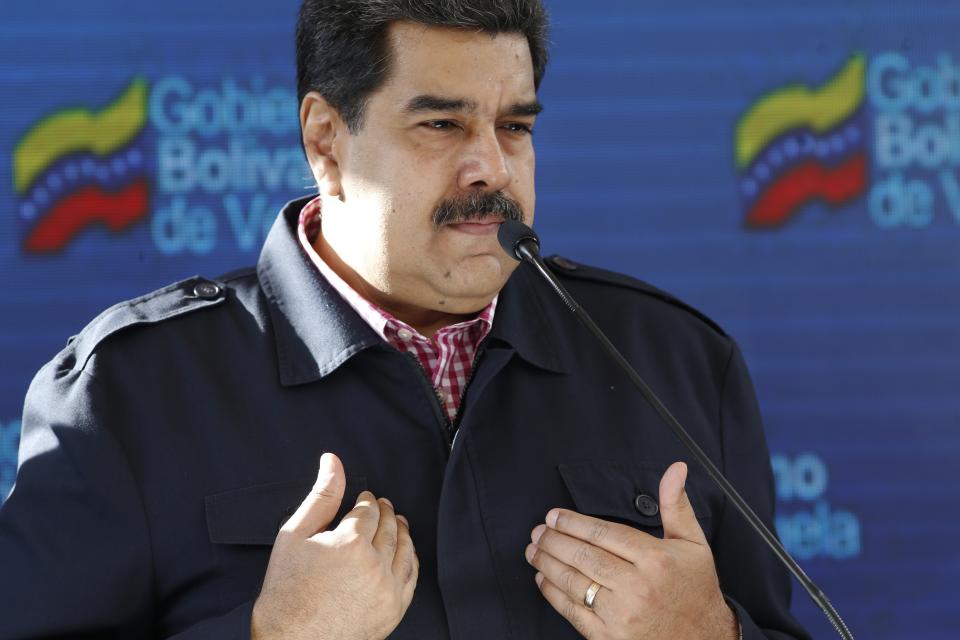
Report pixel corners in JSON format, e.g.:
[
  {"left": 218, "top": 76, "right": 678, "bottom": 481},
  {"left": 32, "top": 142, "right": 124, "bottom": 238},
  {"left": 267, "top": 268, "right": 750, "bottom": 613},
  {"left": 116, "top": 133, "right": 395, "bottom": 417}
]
[{"left": 257, "top": 196, "right": 567, "bottom": 386}]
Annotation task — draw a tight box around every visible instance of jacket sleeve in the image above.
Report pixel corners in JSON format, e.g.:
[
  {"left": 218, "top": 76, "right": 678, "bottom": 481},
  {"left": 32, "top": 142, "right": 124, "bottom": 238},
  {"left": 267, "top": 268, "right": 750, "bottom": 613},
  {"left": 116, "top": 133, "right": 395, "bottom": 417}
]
[
  {"left": 0, "top": 361, "right": 154, "bottom": 637},
  {"left": 712, "top": 342, "right": 813, "bottom": 640},
  {"left": 0, "top": 360, "right": 255, "bottom": 639}
]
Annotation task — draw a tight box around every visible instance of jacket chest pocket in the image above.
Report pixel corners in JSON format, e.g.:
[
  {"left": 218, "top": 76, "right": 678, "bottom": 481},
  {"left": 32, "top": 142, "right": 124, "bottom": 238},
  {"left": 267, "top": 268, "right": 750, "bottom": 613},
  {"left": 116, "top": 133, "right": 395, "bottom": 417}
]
[
  {"left": 202, "top": 477, "right": 367, "bottom": 605},
  {"left": 557, "top": 461, "right": 711, "bottom": 535}
]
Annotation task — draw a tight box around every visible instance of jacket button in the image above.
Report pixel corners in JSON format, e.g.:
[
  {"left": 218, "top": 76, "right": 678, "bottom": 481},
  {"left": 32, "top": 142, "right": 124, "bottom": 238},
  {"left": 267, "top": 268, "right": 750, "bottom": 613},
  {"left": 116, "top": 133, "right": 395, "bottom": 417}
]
[
  {"left": 550, "top": 256, "right": 578, "bottom": 271},
  {"left": 634, "top": 494, "right": 659, "bottom": 517},
  {"left": 193, "top": 280, "right": 222, "bottom": 299}
]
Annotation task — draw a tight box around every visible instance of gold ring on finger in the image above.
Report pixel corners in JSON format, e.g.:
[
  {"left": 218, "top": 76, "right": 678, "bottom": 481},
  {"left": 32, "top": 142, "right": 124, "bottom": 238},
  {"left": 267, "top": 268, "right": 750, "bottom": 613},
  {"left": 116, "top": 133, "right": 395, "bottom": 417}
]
[{"left": 583, "top": 581, "right": 601, "bottom": 609}]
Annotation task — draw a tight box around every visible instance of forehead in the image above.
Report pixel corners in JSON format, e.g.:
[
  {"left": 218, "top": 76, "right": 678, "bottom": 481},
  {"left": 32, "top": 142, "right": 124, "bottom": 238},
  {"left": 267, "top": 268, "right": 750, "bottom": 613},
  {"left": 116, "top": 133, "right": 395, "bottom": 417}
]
[{"left": 379, "top": 21, "right": 537, "bottom": 109}]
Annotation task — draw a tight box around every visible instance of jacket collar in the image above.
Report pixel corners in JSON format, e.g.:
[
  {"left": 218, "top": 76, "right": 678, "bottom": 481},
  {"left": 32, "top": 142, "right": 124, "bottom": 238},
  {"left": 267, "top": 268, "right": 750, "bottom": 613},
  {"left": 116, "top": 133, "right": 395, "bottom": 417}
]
[{"left": 257, "top": 196, "right": 568, "bottom": 386}]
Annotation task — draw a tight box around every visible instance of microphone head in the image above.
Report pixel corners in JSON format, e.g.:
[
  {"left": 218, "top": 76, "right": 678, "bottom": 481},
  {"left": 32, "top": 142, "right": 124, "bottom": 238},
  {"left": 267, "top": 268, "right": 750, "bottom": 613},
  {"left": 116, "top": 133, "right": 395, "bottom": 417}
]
[{"left": 497, "top": 220, "right": 540, "bottom": 261}]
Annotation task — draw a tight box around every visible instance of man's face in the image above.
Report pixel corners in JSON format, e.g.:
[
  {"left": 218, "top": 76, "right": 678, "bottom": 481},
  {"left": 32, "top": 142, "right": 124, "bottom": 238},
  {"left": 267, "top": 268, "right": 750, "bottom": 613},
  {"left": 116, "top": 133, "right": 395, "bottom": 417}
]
[{"left": 309, "top": 21, "right": 539, "bottom": 315}]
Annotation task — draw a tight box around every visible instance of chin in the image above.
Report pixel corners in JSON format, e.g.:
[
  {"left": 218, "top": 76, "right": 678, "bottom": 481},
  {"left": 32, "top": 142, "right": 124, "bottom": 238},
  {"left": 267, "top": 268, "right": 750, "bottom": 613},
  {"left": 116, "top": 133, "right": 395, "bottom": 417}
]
[{"left": 439, "top": 257, "right": 516, "bottom": 304}]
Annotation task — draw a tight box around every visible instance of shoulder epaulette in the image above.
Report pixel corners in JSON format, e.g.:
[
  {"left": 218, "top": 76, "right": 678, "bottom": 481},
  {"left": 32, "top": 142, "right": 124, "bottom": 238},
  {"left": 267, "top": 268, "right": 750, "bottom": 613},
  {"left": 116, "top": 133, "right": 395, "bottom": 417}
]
[
  {"left": 543, "top": 255, "right": 728, "bottom": 338},
  {"left": 63, "top": 276, "right": 227, "bottom": 373}
]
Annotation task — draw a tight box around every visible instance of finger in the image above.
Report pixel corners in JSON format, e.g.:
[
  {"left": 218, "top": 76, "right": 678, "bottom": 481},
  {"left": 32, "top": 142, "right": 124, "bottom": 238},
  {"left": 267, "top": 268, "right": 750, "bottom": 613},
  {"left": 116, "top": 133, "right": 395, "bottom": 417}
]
[
  {"left": 336, "top": 490, "right": 381, "bottom": 541},
  {"left": 545, "top": 508, "right": 657, "bottom": 563},
  {"left": 526, "top": 543, "right": 611, "bottom": 618},
  {"left": 659, "top": 461, "right": 707, "bottom": 544},
  {"left": 534, "top": 525, "right": 633, "bottom": 589},
  {"left": 392, "top": 515, "right": 417, "bottom": 578},
  {"left": 282, "top": 452, "right": 346, "bottom": 537},
  {"left": 395, "top": 516, "right": 419, "bottom": 608},
  {"left": 372, "top": 497, "right": 399, "bottom": 557},
  {"left": 400, "top": 554, "right": 419, "bottom": 611},
  {"left": 393, "top": 516, "right": 418, "bottom": 580},
  {"left": 535, "top": 572, "right": 605, "bottom": 639}
]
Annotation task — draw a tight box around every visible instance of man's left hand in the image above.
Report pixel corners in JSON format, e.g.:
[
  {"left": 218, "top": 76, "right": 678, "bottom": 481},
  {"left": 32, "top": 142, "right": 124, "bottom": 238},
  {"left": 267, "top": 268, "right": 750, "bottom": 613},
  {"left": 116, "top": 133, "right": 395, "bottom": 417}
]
[{"left": 525, "top": 462, "right": 738, "bottom": 640}]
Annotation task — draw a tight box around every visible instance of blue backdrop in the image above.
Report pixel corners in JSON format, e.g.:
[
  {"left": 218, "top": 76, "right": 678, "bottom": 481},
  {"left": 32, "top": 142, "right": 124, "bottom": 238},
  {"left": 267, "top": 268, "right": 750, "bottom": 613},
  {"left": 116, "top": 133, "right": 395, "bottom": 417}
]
[{"left": 3, "top": 1, "right": 959, "bottom": 637}]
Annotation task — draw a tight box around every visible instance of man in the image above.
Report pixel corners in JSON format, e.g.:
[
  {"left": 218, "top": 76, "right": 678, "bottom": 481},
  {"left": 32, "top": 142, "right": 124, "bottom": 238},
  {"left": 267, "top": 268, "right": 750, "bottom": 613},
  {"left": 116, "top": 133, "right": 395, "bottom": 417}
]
[{"left": 0, "top": 1, "right": 811, "bottom": 638}]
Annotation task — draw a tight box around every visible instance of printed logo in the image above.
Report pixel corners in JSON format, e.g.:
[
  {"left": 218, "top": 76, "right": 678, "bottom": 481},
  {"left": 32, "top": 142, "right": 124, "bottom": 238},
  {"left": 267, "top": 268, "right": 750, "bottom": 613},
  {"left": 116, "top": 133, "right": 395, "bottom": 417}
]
[
  {"left": 735, "top": 55, "right": 869, "bottom": 228},
  {"left": 12, "top": 75, "right": 303, "bottom": 257},
  {"left": 736, "top": 51, "right": 960, "bottom": 230},
  {"left": 14, "top": 79, "right": 151, "bottom": 253}
]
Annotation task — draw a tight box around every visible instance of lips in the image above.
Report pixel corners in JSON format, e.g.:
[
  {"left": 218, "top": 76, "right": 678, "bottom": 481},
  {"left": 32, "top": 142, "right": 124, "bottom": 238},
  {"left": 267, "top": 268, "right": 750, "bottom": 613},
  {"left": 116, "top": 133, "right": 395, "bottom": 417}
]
[{"left": 446, "top": 219, "right": 503, "bottom": 236}]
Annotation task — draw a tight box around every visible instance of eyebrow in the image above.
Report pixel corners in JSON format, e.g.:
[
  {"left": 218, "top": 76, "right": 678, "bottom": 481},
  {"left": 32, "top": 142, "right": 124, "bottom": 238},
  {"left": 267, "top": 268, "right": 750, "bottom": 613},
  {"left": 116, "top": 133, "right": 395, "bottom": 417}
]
[
  {"left": 505, "top": 100, "right": 544, "bottom": 117},
  {"left": 403, "top": 94, "right": 544, "bottom": 117}
]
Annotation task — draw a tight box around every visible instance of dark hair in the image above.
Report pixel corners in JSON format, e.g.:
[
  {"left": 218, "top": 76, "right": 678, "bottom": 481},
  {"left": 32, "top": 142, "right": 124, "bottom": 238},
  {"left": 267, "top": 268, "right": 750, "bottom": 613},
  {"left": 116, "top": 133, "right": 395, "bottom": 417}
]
[{"left": 296, "top": 0, "right": 549, "bottom": 133}]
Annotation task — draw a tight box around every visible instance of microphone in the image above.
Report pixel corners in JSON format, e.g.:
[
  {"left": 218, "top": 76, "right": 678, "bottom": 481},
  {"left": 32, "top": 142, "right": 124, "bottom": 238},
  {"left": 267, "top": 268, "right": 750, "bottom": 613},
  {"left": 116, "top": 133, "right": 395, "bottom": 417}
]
[{"left": 498, "top": 220, "right": 854, "bottom": 640}]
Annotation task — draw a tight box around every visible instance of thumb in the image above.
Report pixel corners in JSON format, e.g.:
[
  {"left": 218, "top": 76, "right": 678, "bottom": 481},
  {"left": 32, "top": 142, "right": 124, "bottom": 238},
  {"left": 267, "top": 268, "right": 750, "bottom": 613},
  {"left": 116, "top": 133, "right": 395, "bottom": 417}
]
[
  {"left": 658, "top": 461, "right": 707, "bottom": 544},
  {"left": 282, "top": 452, "right": 347, "bottom": 536}
]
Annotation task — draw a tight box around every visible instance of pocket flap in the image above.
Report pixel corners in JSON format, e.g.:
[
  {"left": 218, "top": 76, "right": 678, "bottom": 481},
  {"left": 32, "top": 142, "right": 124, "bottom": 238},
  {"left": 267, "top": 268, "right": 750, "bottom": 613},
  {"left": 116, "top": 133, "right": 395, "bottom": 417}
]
[
  {"left": 558, "top": 461, "right": 709, "bottom": 530},
  {"left": 205, "top": 476, "right": 368, "bottom": 545}
]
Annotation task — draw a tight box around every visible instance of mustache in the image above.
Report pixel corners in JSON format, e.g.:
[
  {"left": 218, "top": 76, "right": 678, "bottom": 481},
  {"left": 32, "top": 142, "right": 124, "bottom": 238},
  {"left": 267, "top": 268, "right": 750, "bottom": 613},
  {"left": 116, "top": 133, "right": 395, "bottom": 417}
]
[{"left": 432, "top": 191, "right": 524, "bottom": 226}]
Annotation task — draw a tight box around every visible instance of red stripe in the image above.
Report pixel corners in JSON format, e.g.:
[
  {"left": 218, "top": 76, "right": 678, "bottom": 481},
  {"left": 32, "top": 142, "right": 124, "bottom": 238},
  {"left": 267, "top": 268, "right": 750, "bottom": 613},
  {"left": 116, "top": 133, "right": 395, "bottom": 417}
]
[
  {"left": 24, "top": 179, "right": 150, "bottom": 253},
  {"left": 745, "top": 152, "right": 867, "bottom": 228}
]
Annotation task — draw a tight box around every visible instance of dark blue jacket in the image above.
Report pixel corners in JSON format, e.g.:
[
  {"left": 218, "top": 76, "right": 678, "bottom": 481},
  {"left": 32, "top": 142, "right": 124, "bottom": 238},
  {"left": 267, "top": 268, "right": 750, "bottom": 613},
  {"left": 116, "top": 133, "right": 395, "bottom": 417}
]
[{"left": 0, "top": 197, "right": 810, "bottom": 639}]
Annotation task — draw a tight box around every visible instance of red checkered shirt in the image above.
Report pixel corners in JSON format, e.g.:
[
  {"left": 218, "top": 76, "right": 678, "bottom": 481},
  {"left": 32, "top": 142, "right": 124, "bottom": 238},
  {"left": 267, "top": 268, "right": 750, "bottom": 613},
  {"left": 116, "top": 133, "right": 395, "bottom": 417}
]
[{"left": 297, "top": 197, "right": 496, "bottom": 425}]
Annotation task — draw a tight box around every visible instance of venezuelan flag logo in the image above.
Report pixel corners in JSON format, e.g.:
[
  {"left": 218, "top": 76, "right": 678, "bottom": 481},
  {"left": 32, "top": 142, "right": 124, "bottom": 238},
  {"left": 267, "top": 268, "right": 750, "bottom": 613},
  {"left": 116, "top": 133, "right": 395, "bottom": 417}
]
[
  {"left": 14, "top": 78, "right": 151, "bottom": 253},
  {"left": 735, "top": 55, "right": 868, "bottom": 228}
]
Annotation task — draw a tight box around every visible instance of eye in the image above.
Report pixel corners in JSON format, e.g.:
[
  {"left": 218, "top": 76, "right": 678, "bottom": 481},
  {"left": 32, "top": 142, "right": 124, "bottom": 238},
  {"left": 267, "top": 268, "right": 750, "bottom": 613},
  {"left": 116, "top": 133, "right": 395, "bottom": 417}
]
[
  {"left": 502, "top": 122, "right": 534, "bottom": 135},
  {"left": 421, "top": 120, "right": 460, "bottom": 131}
]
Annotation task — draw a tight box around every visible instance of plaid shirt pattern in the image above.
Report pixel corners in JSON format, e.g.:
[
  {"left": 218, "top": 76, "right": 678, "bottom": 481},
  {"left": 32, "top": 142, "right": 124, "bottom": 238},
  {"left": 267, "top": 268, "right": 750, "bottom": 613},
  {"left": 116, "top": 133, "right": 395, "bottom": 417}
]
[{"left": 297, "top": 197, "right": 496, "bottom": 424}]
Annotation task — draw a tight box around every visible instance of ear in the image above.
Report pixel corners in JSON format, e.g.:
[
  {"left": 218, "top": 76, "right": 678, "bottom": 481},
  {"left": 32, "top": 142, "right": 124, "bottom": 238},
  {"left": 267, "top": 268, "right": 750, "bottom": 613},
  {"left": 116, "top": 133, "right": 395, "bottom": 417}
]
[{"left": 300, "top": 91, "right": 345, "bottom": 197}]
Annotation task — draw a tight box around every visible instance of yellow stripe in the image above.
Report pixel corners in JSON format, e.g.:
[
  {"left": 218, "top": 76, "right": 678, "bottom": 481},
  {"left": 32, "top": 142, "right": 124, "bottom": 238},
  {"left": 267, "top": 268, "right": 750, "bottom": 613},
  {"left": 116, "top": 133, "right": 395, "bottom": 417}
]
[
  {"left": 735, "top": 54, "right": 865, "bottom": 169},
  {"left": 13, "top": 77, "right": 148, "bottom": 193}
]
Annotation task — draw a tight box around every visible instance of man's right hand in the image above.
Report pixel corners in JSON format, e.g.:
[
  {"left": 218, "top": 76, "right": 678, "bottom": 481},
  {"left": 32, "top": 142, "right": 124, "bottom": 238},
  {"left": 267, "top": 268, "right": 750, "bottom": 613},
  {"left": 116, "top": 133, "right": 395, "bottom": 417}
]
[{"left": 251, "top": 452, "right": 419, "bottom": 640}]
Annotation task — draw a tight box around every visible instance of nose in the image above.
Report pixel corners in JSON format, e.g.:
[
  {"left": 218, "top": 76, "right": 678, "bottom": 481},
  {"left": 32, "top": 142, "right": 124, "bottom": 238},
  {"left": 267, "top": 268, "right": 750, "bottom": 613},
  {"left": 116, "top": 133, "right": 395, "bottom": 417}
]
[{"left": 457, "top": 129, "right": 511, "bottom": 193}]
